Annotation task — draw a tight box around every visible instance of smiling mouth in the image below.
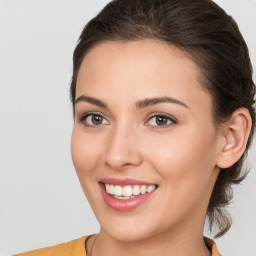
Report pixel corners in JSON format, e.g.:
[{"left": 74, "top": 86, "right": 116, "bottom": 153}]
[{"left": 101, "top": 183, "right": 158, "bottom": 199}]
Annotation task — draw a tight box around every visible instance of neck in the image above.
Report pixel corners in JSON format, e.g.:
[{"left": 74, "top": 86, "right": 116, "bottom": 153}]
[{"left": 91, "top": 222, "right": 211, "bottom": 256}]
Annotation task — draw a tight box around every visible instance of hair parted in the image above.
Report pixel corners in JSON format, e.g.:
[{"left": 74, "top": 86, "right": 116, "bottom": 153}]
[{"left": 70, "top": 0, "right": 256, "bottom": 238}]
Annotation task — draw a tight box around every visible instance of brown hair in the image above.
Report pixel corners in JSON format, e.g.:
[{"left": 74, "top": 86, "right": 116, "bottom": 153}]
[{"left": 70, "top": 0, "right": 255, "bottom": 237}]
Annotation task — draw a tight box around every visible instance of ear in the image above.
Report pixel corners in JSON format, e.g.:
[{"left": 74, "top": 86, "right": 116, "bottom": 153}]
[{"left": 216, "top": 107, "right": 252, "bottom": 169}]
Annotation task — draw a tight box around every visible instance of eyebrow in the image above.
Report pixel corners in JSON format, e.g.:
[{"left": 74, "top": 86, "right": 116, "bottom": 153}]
[
  {"left": 75, "top": 95, "right": 189, "bottom": 109},
  {"left": 75, "top": 95, "right": 107, "bottom": 108},
  {"left": 136, "top": 96, "right": 189, "bottom": 109}
]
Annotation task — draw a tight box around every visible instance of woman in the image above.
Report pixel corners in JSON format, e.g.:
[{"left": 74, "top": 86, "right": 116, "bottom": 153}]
[{"left": 16, "top": 0, "right": 255, "bottom": 255}]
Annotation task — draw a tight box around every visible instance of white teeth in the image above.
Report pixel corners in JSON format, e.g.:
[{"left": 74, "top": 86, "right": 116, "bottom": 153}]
[
  {"left": 147, "top": 185, "right": 156, "bottom": 193},
  {"left": 141, "top": 185, "right": 146, "bottom": 194},
  {"left": 109, "top": 185, "right": 115, "bottom": 195},
  {"left": 123, "top": 185, "right": 133, "bottom": 197},
  {"left": 114, "top": 196, "right": 134, "bottom": 200},
  {"left": 133, "top": 185, "right": 140, "bottom": 195},
  {"left": 105, "top": 184, "right": 110, "bottom": 193},
  {"left": 114, "top": 185, "right": 123, "bottom": 196},
  {"left": 104, "top": 183, "right": 157, "bottom": 198}
]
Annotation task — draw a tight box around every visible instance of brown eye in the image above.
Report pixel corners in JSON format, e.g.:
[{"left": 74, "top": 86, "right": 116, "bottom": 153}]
[
  {"left": 147, "top": 114, "right": 176, "bottom": 128},
  {"left": 91, "top": 115, "right": 103, "bottom": 125},
  {"left": 80, "top": 113, "right": 110, "bottom": 126},
  {"left": 156, "top": 116, "right": 168, "bottom": 126}
]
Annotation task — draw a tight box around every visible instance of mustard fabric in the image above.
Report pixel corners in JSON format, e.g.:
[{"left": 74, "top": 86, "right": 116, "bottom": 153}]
[
  {"left": 204, "top": 237, "right": 222, "bottom": 256},
  {"left": 16, "top": 235, "right": 221, "bottom": 256}
]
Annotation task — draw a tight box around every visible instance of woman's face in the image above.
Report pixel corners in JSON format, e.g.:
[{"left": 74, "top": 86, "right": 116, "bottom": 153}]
[{"left": 71, "top": 40, "right": 222, "bottom": 242}]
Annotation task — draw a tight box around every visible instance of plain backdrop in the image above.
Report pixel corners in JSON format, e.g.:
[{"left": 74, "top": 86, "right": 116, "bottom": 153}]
[{"left": 0, "top": 0, "right": 255, "bottom": 255}]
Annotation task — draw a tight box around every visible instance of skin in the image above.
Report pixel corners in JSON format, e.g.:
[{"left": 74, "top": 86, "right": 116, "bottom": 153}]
[{"left": 71, "top": 40, "right": 251, "bottom": 256}]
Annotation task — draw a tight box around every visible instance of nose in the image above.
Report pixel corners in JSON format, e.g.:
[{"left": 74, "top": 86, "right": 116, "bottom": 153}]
[{"left": 103, "top": 123, "right": 143, "bottom": 171}]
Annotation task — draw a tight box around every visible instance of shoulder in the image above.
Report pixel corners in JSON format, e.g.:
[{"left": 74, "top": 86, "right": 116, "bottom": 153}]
[{"left": 15, "top": 235, "right": 90, "bottom": 256}]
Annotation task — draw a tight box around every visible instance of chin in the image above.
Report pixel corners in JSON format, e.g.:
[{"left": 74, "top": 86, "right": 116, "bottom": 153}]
[
  {"left": 97, "top": 212, "right": 160, "bottom": 242},
  {"left": 103, "top": 225, "right": 155, "bottom": 242}
]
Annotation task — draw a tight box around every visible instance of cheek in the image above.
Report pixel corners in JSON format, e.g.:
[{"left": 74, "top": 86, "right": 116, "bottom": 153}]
[
  {"left": 71, "top": 127, "right": 107, "bottom": 210},
  {"left": 71, "top": 127, "right": 102, "bottom": 179},
  {"left": 146, "top": 126, "right": 218, "bottom": 202}
]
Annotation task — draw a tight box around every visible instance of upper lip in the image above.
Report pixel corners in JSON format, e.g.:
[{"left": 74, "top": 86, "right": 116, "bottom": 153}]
[{"left": 99, "top": 177, "right": 157, "bottom": 186}]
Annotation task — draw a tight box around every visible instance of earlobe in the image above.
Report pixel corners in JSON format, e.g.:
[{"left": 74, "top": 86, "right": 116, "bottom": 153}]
[{"left": 216, "top": 108, "right": 252, "bottom": 169}]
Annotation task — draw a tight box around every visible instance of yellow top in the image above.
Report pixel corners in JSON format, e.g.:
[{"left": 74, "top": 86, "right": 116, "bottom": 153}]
[{"left": 16, "top": 235, "right": 221, "bottom": 256}]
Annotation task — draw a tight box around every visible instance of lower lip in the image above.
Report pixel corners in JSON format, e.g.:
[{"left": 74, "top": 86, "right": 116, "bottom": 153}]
[{"left": 99, "top": 183, "right": 157, "bottom": 211}]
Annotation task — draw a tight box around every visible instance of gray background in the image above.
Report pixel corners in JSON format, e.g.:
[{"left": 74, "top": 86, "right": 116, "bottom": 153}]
[{"left": 0, "top": 0, "right": 255, "bottom": 255}]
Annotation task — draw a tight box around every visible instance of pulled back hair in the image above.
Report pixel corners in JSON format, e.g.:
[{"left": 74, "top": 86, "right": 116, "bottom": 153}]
[{"left": 70, "top": 0, "right": 256, "bottom": 237}]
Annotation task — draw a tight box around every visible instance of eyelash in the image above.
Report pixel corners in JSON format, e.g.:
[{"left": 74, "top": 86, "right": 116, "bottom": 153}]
[
  {"left": 79, "top": 112, "right": 109, "bottom": 128},
  {"left": 79, "top": 112, "right": 177, "bottom": 129},
  {"left": 145, "top": 113, "right": 177, "bottom": 129}
]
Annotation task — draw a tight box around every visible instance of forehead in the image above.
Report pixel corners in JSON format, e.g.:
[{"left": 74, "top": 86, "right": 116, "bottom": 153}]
[
  {"left": 76, "top": 39, "right": 212, "bottom": 114},
  {"left": 78, "top": 39, "right": 197, "bottom": 81}
]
